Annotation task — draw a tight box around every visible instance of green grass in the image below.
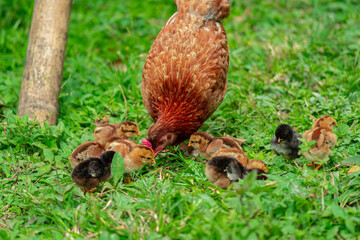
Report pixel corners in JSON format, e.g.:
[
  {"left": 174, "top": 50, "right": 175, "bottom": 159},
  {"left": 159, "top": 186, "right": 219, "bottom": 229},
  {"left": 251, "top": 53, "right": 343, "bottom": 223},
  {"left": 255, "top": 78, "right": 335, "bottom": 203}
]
[{"left": 1, "top": 0, "right": 360, "bottom": 239}]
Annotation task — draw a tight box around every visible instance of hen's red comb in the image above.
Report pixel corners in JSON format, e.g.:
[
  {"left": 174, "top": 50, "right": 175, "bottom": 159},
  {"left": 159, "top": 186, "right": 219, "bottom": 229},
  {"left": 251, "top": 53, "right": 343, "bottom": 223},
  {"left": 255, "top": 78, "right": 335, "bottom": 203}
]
[{"left": 141, "top": 138, "right": 153, "bottom": 149}]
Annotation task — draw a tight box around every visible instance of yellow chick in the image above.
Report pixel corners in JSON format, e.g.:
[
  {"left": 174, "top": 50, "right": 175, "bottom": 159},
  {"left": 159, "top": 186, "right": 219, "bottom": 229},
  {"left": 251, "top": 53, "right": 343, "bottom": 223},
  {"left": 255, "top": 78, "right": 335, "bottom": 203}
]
[{"left": 107, "top": 142, "right": 155, "bottom": 183}]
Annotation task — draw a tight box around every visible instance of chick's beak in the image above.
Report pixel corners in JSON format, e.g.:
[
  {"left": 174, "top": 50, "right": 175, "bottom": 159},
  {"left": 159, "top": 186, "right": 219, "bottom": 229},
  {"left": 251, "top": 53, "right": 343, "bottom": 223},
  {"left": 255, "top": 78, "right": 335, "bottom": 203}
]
[
  {"left": 335, "top": 123, "right": 338, "bottom": 126},
  {"left": 148, "top": 158, "right": 156, "bottom": 166},
  {"left": 137, "top": 131, "right": 142, "bottom": 136},
  {"left": 277, "top": 138, "right": 281, "bottom": 145},
  {"left": 188, "top": 142, "right": 192, "bottom": 147}
]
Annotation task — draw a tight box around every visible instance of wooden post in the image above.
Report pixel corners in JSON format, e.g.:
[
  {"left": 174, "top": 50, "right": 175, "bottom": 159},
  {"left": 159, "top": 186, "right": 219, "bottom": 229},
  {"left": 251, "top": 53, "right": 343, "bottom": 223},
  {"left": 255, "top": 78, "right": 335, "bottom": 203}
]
[{"left": 17, "top": 0, "right": 73, "bottom": 125}]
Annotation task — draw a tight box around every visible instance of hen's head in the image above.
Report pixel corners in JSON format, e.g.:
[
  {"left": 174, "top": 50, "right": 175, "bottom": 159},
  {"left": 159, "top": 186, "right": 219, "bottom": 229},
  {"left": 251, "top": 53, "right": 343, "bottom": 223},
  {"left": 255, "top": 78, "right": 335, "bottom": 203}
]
[{"left": 144, "top": 124, "right": 177, "bottom": 155}]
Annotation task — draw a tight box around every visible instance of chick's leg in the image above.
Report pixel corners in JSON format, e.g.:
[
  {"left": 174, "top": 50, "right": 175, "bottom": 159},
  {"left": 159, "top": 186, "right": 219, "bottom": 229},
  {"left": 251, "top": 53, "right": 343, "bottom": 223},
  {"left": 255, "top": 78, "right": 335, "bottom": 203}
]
[
  {"left": 314, "top": 164, "right": 322, "bottom": 170},
  {"left": 88, "top": 188, "right": 97, "bottom": 194},
  {"left": 308, "top": 162, "right": 316, "bottom": 167},
  {"left": 308, "top": 162, "right": 322, "bottom": 170},
  {"left": 124, "top": 173, "right": 132, "bottom": 184}
]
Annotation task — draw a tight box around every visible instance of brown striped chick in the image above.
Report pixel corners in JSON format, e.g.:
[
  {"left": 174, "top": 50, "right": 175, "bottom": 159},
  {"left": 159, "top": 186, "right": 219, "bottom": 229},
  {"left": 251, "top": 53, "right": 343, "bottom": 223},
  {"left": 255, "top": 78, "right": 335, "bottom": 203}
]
[
  {"left": 188, "top": 132, "right": 244, "bottom": 159},
  {"left": 188, "top": 132, "right": 214, "bottom": 158},
  {"left": 69, "top": 141, "right": 104, "bottom": 169},
  {"left": 206, "top": 137, "right": 244, "bottom": 159},
  {"left": 312, "top": 115, "right": 337, "bottom": 129},
  {"left": 224, "top": 134, "right": 247, "bottom": 148},
  {"left": 303, "top": 116, "right": 337, "bottom": 170},
  {"left": 94, "top": 121, "right": 141, "bottom": 144},
  {"left": 246, "top": 159, "right": 268, "bottom": 180},
  {"left": 212, "top": 148, "right": 248, "bottom": 168}
]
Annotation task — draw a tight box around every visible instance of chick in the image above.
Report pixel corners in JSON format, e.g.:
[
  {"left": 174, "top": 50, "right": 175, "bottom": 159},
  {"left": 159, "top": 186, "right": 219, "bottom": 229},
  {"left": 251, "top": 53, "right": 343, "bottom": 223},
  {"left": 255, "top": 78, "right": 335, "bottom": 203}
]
[
  {"left": 226, "top": 159, "right": 268, "bottom": 181},
  {"left": 189, "top": 132, "right": 244, "bottom": 159},
  {"left": 109, "top": 143, "right": 155, "bottom": 183},
  {"left": 104, "top": 137, "right": 136, "bottom": 157},
  {"left": 312, "top": 115, "right": 337, "bottom": 129},
  {"left": 124, "top": 145, "right": 155, "bottom": 172},
  {"left": 246, "top": 159, "right": 268, "bottom": 180},
  {"left": 212, "top": 148, "right": 248, "bottom": 168},
  {"left": 71, "top": 151, "right": 115, "bottom": 194},
  {"left": 206, "top": 137, "right": 244, "bottom": 158},
  {"left": 224, "top": 134, "right": 247, "bottom": 147},
  {"left": 94, "top": 121, "right": 141, "bottom": 144},
  {"left": 302, "top": 116, "right": 337, "bottom": 170},
  {"left": 188, "top": 132, "right": 213, "bottom": 158},
  {"left": 270, "top": 124, "right": 302, "bottom": 160},
  {"left": 206, "top": 155, "right": 269, "bottom": 189},
  {"left": 226, "top": 158, "right": 247, "bottom": 182},
  {"left": 69, "top": 141, "right": 104, "bottom": 169},
  {"left": 205, "top": 156, "right": 241, "bottom": 189}
]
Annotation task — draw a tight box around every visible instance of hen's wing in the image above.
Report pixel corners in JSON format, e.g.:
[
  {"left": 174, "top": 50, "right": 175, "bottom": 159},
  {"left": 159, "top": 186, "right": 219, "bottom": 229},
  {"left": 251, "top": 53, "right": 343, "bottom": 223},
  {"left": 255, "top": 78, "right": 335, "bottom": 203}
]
[{"left": 142, "top": 10, "right": 229, "bottom": 126}]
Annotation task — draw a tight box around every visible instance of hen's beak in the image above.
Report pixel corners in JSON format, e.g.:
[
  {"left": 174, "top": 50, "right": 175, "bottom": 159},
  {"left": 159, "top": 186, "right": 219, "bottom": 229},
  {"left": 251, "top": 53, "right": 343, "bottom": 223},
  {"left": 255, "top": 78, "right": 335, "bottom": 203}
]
[
  {"left": 277, "top": 138, "right": 281, "bottom": 145},
  {"left": 188, "top": 142, "right": 192, "bottom": 147}
]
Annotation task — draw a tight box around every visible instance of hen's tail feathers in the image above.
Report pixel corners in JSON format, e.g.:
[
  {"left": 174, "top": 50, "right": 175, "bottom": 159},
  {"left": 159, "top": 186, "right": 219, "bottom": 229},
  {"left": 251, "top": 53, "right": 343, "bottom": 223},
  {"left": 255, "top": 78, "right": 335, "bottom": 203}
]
[{"left": 175, "top": 0, "right": 232, "bottom": 21}]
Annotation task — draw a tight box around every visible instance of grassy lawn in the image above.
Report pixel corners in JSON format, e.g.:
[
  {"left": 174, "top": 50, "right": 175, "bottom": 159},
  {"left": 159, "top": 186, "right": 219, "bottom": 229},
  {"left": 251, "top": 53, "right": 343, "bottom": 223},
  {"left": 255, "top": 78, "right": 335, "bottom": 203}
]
[{"left": 1, "top": 0, "right": 360, "bottom": 239}]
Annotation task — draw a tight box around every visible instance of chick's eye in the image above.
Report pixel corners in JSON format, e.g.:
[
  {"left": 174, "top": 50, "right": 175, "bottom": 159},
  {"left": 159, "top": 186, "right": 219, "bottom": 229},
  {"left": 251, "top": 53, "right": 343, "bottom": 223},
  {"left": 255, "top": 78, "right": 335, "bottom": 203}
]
[{"left": 130, "top": 130, "right": 136, "bottom": 133}]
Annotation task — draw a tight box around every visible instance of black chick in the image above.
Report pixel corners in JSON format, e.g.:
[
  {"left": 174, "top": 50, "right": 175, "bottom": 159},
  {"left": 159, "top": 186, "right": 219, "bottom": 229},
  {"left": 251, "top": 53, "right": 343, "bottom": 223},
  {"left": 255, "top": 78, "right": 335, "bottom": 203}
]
[
  {"left": 226, "top": 158, "right": 247, "bottom": 182},
  {"left": 205, "top": 156, "right": 247, "bottom": 189},
  {"left": 227, "top": 159, "right": 268, "bottom": 181},
  {"left": 71, "top": 151, "right": 116, "bottom": 194},
  {"left": 271, "top": 124, "right": 302, "bottom": 160}
]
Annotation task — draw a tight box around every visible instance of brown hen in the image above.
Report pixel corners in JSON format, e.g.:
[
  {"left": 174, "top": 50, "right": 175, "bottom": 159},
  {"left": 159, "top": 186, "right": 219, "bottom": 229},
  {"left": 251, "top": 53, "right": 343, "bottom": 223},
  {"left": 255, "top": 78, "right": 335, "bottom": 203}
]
[{"left": 142, "top": 0, "right": 232, "bottom": 154}]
